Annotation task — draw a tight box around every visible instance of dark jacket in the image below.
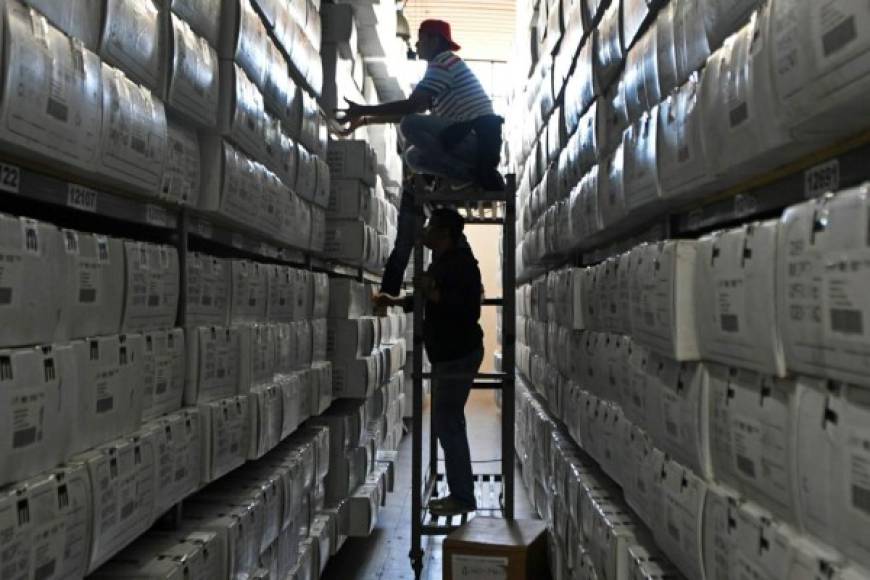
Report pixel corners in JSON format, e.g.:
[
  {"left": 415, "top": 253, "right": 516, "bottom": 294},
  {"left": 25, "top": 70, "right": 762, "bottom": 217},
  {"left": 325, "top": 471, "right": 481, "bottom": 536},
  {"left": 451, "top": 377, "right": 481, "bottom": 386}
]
[{"left": 404, "top": 245, "right": 484, "bottom": 363}]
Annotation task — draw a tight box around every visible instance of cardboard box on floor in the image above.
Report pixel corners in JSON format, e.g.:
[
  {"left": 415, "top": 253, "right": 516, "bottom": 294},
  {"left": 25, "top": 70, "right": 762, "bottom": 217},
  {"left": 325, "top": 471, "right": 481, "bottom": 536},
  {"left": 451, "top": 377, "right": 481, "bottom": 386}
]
[{"left": 443, "top": 517, "right": 548, "bottom": 580}]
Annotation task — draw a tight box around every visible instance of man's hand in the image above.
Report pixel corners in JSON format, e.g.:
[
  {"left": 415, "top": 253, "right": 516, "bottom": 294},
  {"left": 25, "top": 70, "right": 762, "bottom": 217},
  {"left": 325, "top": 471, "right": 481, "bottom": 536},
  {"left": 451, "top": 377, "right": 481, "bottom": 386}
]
[
  {"left": 335, "top": 98, "right": 367, "bottom": 127},
  {"left": 331, "top": 115, "right": 366, "bottom": 137}
]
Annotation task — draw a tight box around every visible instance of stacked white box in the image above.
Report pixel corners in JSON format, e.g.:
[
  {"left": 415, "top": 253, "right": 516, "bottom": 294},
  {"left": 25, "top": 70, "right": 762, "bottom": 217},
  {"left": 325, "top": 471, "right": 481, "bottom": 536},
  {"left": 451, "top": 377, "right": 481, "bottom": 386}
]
[
  {"left": 0, "top": 344, "right": 77, "bottom": 487},
  {"left": 70, "top": 333, "right": 145, "bottom": 455},
  {"left": 0, "top": 1, "right": 102, "bottom": 173},
  {"left": 121, "top": 242, "right": 180, "bottom": 332}
]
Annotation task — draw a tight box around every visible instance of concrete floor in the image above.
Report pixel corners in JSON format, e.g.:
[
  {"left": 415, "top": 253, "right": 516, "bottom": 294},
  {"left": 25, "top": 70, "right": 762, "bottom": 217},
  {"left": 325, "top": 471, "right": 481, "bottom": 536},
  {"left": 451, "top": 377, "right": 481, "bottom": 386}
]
[{"left": 321, "top": 391, "right": 537, "bottom": 580}]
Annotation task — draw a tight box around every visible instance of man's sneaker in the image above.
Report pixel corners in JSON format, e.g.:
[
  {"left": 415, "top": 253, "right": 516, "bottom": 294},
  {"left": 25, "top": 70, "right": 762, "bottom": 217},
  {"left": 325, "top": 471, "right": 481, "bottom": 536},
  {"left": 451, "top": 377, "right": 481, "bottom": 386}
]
[{"left": 429, "top": 495, "right": 476, "bottom": 516}]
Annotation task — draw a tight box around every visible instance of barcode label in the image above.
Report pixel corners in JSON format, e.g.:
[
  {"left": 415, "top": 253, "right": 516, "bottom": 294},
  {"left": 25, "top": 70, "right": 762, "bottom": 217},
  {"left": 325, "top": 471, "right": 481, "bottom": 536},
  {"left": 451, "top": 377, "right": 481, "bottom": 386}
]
[
  {"left": 831, "top": 309, "right": 863, "bottom": 335},
  {"left": 67, "top": 184, "right": 98, "bottom": 212},
  {"left": 822, "top": 16, "right": 856, "bottom": 57},
  {"left": 736, "top": 455, "right": 756, "bottom": 478},
  {"left": 0, "top": 163, "right": 20, "bottom": 193},
  {"left": 804, "top": 159, "right": 839, "bottom": 199},
  {"left": 146, "top": 204, "right": 168, "bottom": 226},
  {"left": 721, "top": 314, "right": 740, "bottom": 333},
  {"left": 853, "top": 484, "right": 870, "bottom": 516}
]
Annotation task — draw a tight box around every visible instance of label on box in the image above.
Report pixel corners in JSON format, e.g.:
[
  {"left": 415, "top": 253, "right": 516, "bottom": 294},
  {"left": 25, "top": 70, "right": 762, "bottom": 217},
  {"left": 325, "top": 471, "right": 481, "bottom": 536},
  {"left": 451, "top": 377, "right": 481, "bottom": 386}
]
[
  {"left": 823, "top": 250, "right": 870, "bottom": 346},
  {"left": 67, "top": 184, "right": 98, "bottom": 213},
  {"left": 715, "top": 276, "right": 746, "bottom": 335},
  {"left": 450, "top": 554, "right": 509, "bottom": 579},
  {"left": 844, "top": 427, "right": 870, "bottom": 518},
  {"left": 8, "top": 381, "right": 47, "bottom": 451}
]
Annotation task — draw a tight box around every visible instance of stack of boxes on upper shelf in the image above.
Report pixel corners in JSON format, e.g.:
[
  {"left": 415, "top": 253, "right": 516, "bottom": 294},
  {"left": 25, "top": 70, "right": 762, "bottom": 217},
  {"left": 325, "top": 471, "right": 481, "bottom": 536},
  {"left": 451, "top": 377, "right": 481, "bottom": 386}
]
[
  {"left": 507, "top": 0, "right": 870, "bottom": 277},
  {"left": 320, "top": 1, "right": 405, "bottom": 274},
  {"left": 515, "top": 183, "right": 870, "bottom": 579},
  {"left": 508, "top": 0, "right": 870, "bottom": 578},
  {"left": 5, "top": 0, "right": 330, "bottom": 253},
  {"left": 325, "top": 139, "right": 398, "bottom": 273}
]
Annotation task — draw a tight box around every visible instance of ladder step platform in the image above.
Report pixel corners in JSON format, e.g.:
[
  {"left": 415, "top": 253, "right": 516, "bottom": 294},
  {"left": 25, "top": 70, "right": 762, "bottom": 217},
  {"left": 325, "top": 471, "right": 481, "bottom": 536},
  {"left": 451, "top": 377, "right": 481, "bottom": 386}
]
[
  {"left": 415, "top": 371, "right": 510, "bottom": 381},
  {"left": 421, "top": 473, "right": 504, "bottom": 535}
]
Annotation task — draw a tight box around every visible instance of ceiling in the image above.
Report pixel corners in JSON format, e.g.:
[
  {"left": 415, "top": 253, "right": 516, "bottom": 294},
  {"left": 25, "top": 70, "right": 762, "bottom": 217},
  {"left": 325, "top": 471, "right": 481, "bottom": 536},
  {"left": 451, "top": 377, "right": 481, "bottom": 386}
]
[{"left": 403, "top": 0, "right": 517, "bottom": 62}]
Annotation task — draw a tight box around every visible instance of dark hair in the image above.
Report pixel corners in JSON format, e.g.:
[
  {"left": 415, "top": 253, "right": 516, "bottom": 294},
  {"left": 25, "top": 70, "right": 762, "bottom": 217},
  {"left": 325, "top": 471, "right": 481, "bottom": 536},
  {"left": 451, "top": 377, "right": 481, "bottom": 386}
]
[{"left": 429, "top": 207, "right": 465, "bottom": 242}]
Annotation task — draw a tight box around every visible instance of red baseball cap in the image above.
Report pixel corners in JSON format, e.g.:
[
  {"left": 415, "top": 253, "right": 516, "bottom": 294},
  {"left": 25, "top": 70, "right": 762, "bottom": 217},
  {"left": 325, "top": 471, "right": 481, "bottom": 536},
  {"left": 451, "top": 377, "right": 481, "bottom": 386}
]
[{"left": 419, "top": 19, "right": 461, "bottom": 51}]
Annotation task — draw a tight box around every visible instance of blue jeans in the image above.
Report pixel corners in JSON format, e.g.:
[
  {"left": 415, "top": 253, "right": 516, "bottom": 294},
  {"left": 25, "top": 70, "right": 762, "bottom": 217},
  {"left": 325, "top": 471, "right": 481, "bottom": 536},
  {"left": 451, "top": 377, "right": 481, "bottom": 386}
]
[
  {"left": 400, "top": 114, "right": 478, "bottom": 182},
  {"left": 378, "top": 188, "right": 470, "bottom": 297},
  {"left": 431, "top": 348, "right": 484, "bottom": 507},
  {"left": 379, "top": 188, "right": 419, "bottom": 296}
]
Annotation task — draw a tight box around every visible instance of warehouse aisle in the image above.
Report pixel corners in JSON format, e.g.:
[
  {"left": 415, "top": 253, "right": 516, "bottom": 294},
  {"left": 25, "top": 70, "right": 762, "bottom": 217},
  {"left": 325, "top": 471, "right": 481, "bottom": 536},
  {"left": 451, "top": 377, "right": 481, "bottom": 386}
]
[{"left": 322, "top": 391, "right": 536, "bottom": 580}]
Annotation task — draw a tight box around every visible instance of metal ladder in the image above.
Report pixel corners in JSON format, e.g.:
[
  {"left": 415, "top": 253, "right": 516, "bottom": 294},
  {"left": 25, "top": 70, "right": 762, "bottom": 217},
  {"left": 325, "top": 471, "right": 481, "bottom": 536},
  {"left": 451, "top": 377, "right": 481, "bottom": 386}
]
[{"left": 408, "top": 174, "right": 517, "bottom": 579}]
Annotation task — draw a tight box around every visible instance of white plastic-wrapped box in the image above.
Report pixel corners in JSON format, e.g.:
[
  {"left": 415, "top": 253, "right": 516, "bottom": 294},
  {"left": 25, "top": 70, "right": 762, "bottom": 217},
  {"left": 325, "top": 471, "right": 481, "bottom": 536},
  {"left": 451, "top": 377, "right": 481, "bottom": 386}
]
[
  {"left": 593, "top": 0, "right": 624, "bottom": 90},
  {"left": 795, "top": 378, "right": 870, "bottom": 571},
  {"left": 141, "top": 328, "right": 186, "bottom": 420},
  {"left": 597, "top": 146, "right": 627, "bottom": 230},
  {"left": 198, "top": 394, "right": 250, "bottom": 482},
  {"left": 185, "top": 326, "right": 243, "bottom": 404},
  {"left": 777, "top": 185, "right": 870, "bottom": 387},
  {"left": 57, "top": 230, "right": 125, "bottom": 340},
  {"left": 199, "top": 136, "right": 264, "bottom": 230},
  {"left": 230, "top": 259, "right": 268, "bottom": 323},
  {"left": 623, "top": 22, "right": 664, "bottom": 123},
  {"left": 121, "top": 242, "right": 180, "bottom": 333},
  {"left": 695, "top": 220, "right": 785, "bottom": 376},
  {"left": 700, "top": 0, "right": 761, "bottom": 51},
  {"left": 165, "top": 14, "right": 219, "bottom": 128},
  {"left": 699, "top": 8, "right": 799, "bottom": 186},
  {"left": 708, "top": 365, "right": 799, "bottom": 526},
  {"left": 185, "top": 253, "right": 230, "bottom": 328},
  {"left": 630, "top": 240, "right": 700, "bottom": 360},
  {"left": 0, "top": 1, "right": 102, "bottom": 173},
  {"left": 621, "top": 107, "right": 662, "bottom": 215},
  {"left": 672, "top": 0, "right": 710, "bottom": 85},
  {"left": 623, "top": 0, "right": 663, "bottom": 51},
  {"left": 21, "top": 0, "right": 101, "bottom": 48},
  {"left": 0, "top": 344, "right": 77, "bottom": 487},
  {"left": 70, "top": 333, "right": 145, "bottom": 455},
  {"left": 166, "top": 0, "right": 221, "bottom": 47},
  {"left": 219, "top": 0, "right": 268, "bottom": 90},
  {"left": 97, "top": 63, "right": 167, "bottom": 196},
  {"left": 98, "top": 0, "right": 165, "bottom": 93},
  {"left": 0, "top": 216, "right": 65, "bottom": 347},
  {"left": 219, "top": 61, "right": 265, "bottom": 162},
  {"left": 262, "top": 41, "right": 296, "bottom": 126},
  {"left": 596, "top": 80, "right": 629, "bottom": 160},
  {"left": 160, "top": 118, "right": 201, "bottom": 205},
  {"left": 75, "top": 431, "right": 158, "bottom": 573},
  {"left": 656, "top": 73, "right": 714, "bottom": 200},
  {"left": 770, "top": 0, "right": 870, "bottom": 139}
]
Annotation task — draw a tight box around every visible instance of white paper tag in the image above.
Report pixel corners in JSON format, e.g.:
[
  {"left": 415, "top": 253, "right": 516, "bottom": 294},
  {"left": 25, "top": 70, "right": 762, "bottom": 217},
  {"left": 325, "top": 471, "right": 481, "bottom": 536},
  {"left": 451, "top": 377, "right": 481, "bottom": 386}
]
[
  {"left": 451, "top": 554, "right": 509, "bottom": 580},
  {"left": 67, "top": 184, "right": 98, "bottom": 213},
  {"left": 0, "top": 163, "right": 21, "bottom": 193}
]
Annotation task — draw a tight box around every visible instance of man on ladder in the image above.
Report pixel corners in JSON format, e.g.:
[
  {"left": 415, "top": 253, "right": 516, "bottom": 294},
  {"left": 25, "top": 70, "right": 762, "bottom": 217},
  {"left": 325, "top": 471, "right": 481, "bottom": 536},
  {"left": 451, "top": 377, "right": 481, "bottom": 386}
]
[
  {"left": 375, "top": 207, "right": 484, "bottom": 516},
  {"left": 335, "top": 18, "right": 504, "bottom": 304}
]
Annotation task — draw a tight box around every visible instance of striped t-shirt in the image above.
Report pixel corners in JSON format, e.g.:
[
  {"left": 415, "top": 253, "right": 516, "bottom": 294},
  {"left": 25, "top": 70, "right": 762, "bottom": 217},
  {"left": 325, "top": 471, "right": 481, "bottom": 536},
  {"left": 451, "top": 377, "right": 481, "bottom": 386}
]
[{"left": 415, "top": 51, "right": 494, "bottom": 122}]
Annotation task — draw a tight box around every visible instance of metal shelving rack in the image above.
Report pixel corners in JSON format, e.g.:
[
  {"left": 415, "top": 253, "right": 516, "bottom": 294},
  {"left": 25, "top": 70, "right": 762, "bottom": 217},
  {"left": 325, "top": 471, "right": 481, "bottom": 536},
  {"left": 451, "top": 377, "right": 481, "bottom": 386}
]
[{"left": 408, "top": 175, "right": 517, "bottom": 579}]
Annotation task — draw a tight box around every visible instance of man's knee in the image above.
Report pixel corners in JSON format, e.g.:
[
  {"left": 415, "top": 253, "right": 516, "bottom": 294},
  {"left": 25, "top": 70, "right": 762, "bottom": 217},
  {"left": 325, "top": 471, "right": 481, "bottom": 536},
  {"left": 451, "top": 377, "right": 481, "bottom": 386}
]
[
  {"left": 399, "top": 114, "right": 426, "bottom": 141},
  {"left": 403, "top": 146, "right": 422, "bottom": 169}
]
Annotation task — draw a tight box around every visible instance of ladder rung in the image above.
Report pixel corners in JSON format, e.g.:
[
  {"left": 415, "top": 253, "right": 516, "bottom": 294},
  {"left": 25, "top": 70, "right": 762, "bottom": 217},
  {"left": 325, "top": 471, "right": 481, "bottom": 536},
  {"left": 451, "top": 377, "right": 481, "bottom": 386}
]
[
  {"left": 415, "top": 190, "right": 511, "bottom": 204},
  {"left": 416, "top": 371, "right": 508, "bottom": 381}
]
